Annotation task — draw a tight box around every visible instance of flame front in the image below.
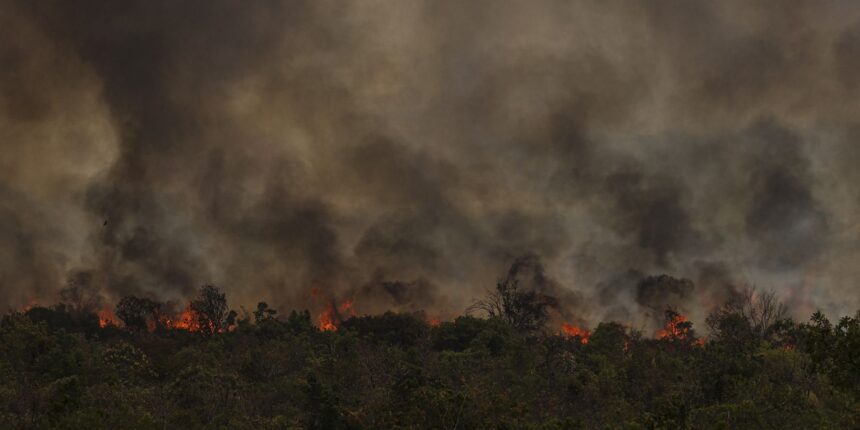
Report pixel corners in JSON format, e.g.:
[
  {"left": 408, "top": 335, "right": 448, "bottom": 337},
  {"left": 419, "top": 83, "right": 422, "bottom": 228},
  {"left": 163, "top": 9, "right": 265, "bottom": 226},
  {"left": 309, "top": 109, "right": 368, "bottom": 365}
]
[
  {"left": 154, "top": 305, "right": 209, "bottom": 333},
  {"left": 318, "top": 299, "right": 355, "bottom": 331},
  {"left": 318, "top": 306, "right": 337, "bottom": 331},
  {"left": 561, "top": 323, "right": 590, "bottom": 344},
  {"left": 97, "top": 308, "right": 119, "bottom": 328},
  {"left": 657, "top": 314, "right": 689, "bottom": 339},
  {"left": 171, "top": 307, "right": 201, "bottom": 331}
]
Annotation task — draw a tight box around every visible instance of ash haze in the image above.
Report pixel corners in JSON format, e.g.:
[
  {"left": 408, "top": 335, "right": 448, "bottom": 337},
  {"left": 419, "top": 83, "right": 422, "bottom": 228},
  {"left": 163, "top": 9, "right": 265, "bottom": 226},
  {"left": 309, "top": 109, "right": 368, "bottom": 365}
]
[{"left": 2, "top": 0, "right": 860, "bottom": 330}]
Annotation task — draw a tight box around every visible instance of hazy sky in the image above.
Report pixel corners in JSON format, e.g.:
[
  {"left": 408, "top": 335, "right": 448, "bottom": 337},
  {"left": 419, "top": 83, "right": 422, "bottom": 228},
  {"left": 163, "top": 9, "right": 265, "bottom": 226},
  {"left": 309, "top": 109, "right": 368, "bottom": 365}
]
[{"left": 2, "top": 1, "right": 860, "bottom": 328}]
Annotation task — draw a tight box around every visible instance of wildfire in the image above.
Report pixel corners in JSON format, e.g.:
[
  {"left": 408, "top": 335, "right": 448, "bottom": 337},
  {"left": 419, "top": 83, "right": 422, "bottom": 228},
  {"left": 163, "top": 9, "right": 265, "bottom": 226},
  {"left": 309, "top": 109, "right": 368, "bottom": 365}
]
[
  {"left": 656, "top": 312, "right": 703, "bottom": 346},
  {"left": 97, "top": 308, "right": 119, "bottom": 328},
  {"left": 319, "top": 306, "right": 337, "bottom": 331},
  {"left": 427, "top": 316, "right": 441, "bottom": 327},
  {"left": 561, "top": 323, "right": 591, "bottom": 344},
  {"left": 144, "top": 304, "right": 209, "bottom": 333},
  {"left": 318, "top": 299, "right": 355, "bottom": 331},
  {"left": 171, "top": 307, "right": 202, "bottom": 331},
  {"left": 657, "top": 313, "right": 690, "bottom": 339}
]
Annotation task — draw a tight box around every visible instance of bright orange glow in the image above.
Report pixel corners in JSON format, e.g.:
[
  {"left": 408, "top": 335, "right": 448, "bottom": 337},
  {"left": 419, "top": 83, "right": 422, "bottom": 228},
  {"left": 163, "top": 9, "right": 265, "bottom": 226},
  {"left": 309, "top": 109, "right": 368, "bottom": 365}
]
[
  {"left": 317, "top": 299, "right": 355, "bottom": 331},
  {"left": 172, "top": 307, "right": 202, "bottom": 331},
  {"left": 153, "top": 304, "right": 208, "bottom": 332},
  {"left": 657, "top": 313, "right": 689, "bottom": 339},
  {"left": 97, "top": 308, "right": 119, "bottom": 328},
  {"left": 427, "top": 316, "right": 441, "bottom": 327},
  {"left": 319, "top": 306, "right": 337, "bottom": 331},
  {"left": 561, "top": 323, "right": 591, "bottom": 344}
]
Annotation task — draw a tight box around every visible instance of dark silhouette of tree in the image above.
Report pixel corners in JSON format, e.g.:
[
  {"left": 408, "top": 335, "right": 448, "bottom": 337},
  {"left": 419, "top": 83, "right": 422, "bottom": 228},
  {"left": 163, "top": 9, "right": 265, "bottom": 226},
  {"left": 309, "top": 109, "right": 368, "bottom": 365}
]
[
  {"left": 468, "top": 267, "right": 552, "bottom": 333},
  {"left": 24, "top": 304, "right": 99, "bottom": 334},
  {"left": 2, "top": 281, "right": 859, "bottom": 428},
  {"left": 431, "top": 316, "right": 513, "bottom": 355},
  {"left": 588, "top": 322, "right": 629, "bottom": 359},
  {"left": 708, "top": 286, "right": 787, "bottom": 340},
  {"left": 285, "top": 310, "right": 314, "bottom": 334},
  {"left": 340, "top": 312, "right": 429, "bottom": 348},
  {"left": 189, "top": 285, "right": 231, "bottom": 336},
  {"left": 253, "top": 302, "right": 277, "bottom": 323},
  {"left": 116, "top": 296, "right": 163, "bottom": 333}
]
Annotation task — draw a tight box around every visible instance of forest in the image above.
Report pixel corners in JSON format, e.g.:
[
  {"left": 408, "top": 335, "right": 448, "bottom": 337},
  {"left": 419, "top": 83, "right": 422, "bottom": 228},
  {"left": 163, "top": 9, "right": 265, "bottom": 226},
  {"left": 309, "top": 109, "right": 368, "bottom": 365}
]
[{"left": 1, "top": 276, "right": 858, "bottom": 430}]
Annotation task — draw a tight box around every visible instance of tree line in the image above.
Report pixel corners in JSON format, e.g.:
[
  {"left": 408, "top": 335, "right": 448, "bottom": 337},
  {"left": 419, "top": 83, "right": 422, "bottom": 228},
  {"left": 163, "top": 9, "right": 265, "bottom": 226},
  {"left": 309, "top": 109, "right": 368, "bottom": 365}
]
[{"left": 0, "top": 276, "right": 858, "bottom": 429}]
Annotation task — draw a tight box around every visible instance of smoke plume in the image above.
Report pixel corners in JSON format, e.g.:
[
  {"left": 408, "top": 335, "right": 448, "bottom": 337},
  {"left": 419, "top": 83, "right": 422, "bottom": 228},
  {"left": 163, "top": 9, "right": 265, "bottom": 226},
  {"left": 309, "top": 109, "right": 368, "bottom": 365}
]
[{"left": 2, "top": 1, "right": 859, "bottom": 327}]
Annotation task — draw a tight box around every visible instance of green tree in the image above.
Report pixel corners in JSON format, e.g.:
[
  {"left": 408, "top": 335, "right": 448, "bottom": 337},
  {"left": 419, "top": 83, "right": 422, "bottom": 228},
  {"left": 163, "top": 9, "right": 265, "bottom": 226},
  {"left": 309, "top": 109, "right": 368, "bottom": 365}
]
[{"left": 341, "top": 312, "right": 429, "bottom": 348}]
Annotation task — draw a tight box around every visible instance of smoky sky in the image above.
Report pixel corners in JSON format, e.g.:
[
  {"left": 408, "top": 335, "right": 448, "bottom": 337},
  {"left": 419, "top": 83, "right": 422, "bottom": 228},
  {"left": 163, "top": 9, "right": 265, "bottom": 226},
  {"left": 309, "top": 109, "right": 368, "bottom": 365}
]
[{"left": 2, "top": 0, "right": 860, "bottom": 326}]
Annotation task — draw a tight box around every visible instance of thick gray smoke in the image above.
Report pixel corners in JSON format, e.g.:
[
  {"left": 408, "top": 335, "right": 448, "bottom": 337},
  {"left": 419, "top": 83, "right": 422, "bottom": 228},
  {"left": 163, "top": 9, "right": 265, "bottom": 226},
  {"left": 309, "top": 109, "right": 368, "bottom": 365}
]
[{"left": 2, "top": 1, "right": 859, "bottom": 328}]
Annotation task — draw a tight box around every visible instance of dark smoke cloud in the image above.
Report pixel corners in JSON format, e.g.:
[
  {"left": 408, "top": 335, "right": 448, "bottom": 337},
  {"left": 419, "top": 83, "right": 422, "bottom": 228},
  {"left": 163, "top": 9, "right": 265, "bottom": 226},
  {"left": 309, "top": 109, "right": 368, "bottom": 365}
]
[
  {"left": 743, "top": 120, "right": 830, "bottom": 269},
  {"left": 352, "top": 275, "right": 439, "bottom": 317},
  {"left": 2, "top": 1, "right": 860, "bottom": 325},
  {"left": 635, "top": 274, "right": 695, "bottom": 321}
]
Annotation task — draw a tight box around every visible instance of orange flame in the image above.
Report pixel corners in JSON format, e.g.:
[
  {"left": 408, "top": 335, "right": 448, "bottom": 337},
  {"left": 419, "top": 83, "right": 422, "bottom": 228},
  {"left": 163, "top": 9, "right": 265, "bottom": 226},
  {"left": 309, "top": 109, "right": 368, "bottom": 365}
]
[
  {"left": 561, "top": 323, "right": 591, "bottom": 344},
  {"left": 171, "top": 307, "right": 202, "bottom": 331},
  {"left": 97, "top": 308, "right": 119, "bottom": 328},
  {"left": 657, "top": 314, "right": 688, "bottom": 339},
  {"left": 148, "top": 304, "right": 208, "bottom": 332},
  {"left": 317, "top": 299, "right": 355, "bottom": 331},
  {"left": 319, "top": 306, "right": 337, "bottom": 331}
]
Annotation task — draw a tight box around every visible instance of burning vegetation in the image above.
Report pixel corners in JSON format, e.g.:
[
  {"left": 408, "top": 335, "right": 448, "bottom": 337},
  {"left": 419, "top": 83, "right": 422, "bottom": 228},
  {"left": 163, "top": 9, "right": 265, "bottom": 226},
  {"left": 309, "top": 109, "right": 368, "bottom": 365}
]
[
  {"left": 656, "top": 310, "right": 693, "bottom": 340},
  {"left": 96, "top": 308, "right": 119, "bottom": 328},
  {"left": 5, "top": 278, "right": 860, "bottom": 429},
  {"left": 317, "top": 299, "right": 355, "bottom": 332},
  {"left": 2, "top": 251, "right": 856, "bottom": 429},
  {"left": 169, "top": 307, "right": 202, "bottom": 332},
  {"left": 6, "top": 0, "right": 860, "bottom": 427},
  {"left": 561, "top": 323, "right": 591, "bottom": 344}
]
